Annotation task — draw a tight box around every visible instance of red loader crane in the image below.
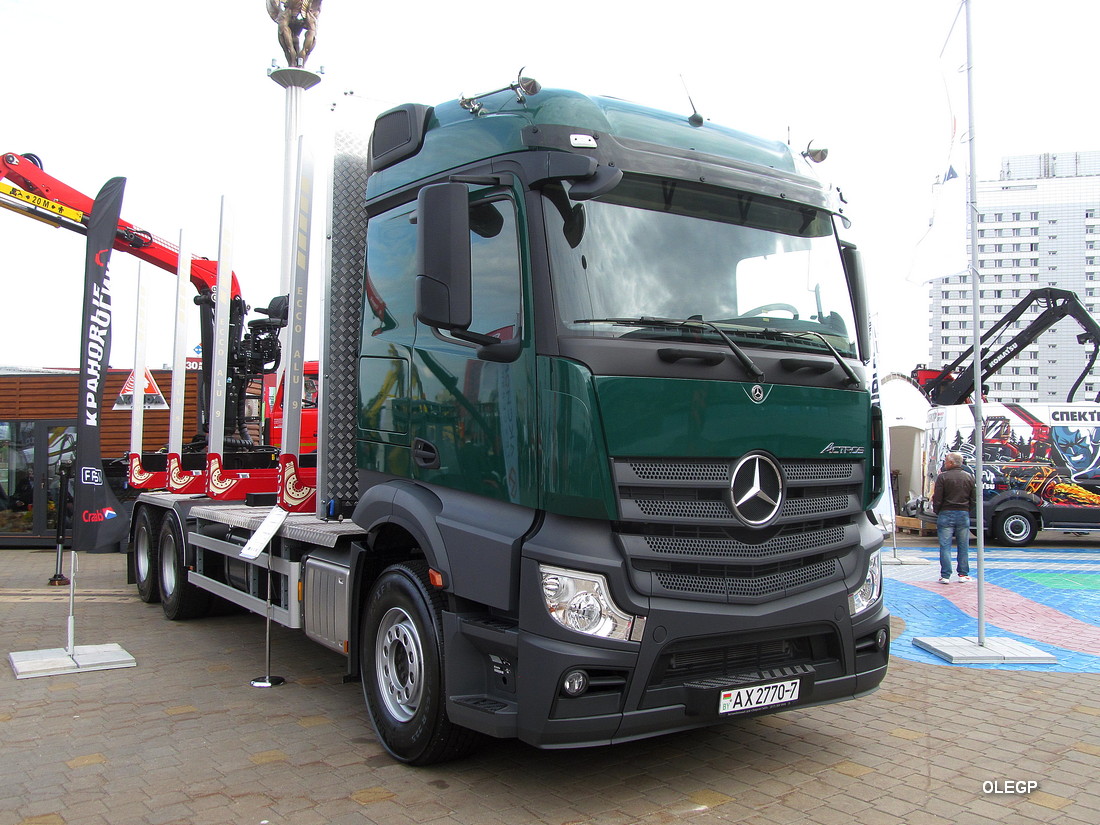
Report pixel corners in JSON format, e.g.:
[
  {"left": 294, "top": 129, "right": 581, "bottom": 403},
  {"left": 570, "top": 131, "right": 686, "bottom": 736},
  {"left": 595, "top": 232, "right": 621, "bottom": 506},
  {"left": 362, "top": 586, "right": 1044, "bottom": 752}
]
[{"left": 1, "top": 151, "right": 286, "bottom": 452}]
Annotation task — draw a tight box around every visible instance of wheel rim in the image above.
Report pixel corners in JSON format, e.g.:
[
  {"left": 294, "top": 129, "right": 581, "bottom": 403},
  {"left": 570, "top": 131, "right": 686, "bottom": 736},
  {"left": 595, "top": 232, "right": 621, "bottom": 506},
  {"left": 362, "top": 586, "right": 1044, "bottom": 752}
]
[
  {"left": 160, "top": 531, "right": 177, "bottom": 597},
  {"left": 375, "top": 606, "right": 424, "bottom": 723},
  {"left": 1004, "top": 515, "right": 1030, "bottom": 541},
  {"left": 135, "top": 526, "right": 151, "bottom": 581}
]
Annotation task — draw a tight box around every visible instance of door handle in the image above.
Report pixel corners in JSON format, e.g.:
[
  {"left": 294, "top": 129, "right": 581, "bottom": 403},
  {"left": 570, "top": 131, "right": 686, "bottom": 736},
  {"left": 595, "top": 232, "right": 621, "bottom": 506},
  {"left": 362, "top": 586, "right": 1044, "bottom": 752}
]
[{"left": 412, "top": 438, "right": 441, "bottom": 469}]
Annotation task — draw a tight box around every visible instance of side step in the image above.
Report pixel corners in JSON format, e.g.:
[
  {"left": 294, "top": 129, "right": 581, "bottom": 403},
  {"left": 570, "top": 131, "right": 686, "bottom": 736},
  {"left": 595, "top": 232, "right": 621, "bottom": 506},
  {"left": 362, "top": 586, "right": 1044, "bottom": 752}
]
[
  {"left": 451, "top": 695, "right": 517, "bottom": 715},
  {"left": 444, "top": 613, "right": 520, "bottom": 739},
  {"left": 447, "top": 694, "right": 518, "bottom": 739}
]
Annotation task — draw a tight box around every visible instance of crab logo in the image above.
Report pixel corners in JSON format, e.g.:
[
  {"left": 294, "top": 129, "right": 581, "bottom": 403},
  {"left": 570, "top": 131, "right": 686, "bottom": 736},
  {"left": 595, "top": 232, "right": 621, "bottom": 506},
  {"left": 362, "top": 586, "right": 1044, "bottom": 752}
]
[{"left": 82, "top": 507, "right": 118, "bottom": 522}]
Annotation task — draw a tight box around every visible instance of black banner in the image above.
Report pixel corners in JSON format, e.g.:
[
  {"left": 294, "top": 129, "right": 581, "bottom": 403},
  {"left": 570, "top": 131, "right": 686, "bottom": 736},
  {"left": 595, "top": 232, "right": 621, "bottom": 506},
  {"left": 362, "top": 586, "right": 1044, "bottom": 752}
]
[{"left": 72, "top": 177, "right": 128, "bottom": 552}]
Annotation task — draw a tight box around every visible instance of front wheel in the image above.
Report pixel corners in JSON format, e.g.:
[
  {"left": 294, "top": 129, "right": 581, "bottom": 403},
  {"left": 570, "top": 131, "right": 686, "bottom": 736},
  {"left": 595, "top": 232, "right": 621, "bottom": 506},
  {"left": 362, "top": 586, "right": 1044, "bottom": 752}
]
[
  {"left": 994, "top": 508, "right": 1038, "bottom": 547},
  {"left": 360, "top": 561, "right": 478, "bottom": 765}
]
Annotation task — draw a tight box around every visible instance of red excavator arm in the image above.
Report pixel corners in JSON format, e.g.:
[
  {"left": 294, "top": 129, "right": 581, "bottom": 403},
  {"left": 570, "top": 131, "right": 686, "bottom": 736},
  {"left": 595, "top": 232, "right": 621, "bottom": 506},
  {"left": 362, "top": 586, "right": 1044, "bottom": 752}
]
[
  {"left": 2, "top": 151, "right": 287, "bottom": 453},
  {"left": 0, "top": 151, "right": 240, "bottom": 299}
]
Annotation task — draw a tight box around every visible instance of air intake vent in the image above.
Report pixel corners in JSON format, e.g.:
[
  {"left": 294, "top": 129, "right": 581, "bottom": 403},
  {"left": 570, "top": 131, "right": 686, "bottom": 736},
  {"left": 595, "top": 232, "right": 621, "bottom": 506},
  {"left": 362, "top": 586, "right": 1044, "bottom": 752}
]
[{"left": 370, "top": 104, "right": 433, "bottom": 172}]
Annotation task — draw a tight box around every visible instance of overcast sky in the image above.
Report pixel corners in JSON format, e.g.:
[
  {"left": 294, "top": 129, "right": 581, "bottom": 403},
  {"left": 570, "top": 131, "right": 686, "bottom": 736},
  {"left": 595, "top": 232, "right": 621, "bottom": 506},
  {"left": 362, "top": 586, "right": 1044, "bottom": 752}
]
[{"left": 4, "top": 0, "right": 1097, "bottom": 376}]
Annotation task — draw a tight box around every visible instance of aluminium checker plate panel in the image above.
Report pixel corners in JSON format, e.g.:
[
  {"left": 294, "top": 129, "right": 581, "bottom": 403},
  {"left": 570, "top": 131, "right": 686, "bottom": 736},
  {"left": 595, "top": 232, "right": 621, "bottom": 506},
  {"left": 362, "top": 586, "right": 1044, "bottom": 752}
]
[{"left": 317, "top": 132, "right": 370, "bottom": 514}]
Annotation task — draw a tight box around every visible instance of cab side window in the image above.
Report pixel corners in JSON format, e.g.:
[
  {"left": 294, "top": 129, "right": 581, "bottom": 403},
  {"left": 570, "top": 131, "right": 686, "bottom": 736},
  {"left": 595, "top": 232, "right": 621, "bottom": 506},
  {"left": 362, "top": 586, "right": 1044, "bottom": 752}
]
[
  {"left": 364, "top": 202, "right": 418, "bottom": 344},
  {"left": 463, "top": 197, "right": 522, "bottom": 343}
]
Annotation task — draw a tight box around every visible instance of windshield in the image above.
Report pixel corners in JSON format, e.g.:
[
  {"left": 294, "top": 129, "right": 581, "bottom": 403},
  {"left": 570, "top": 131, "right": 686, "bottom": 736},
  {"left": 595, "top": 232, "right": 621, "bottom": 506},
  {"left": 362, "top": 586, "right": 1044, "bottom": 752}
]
[{"left": 544, "top": 175, "right": 858, "bottom": 357}]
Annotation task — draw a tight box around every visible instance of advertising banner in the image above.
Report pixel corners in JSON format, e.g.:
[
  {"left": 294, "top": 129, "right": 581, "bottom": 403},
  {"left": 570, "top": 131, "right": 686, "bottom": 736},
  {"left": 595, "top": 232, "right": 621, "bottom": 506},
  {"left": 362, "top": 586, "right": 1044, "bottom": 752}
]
[{"left": 72, "top": 177, "right": 129, "bottom": 552}]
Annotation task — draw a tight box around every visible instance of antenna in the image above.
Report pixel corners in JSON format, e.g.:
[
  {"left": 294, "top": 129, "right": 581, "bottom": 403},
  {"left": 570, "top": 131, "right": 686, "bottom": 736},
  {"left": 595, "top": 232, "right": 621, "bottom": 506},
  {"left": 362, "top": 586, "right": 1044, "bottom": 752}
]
[{"left": 680, "top": 75, "right": 704, "bottom": 127}]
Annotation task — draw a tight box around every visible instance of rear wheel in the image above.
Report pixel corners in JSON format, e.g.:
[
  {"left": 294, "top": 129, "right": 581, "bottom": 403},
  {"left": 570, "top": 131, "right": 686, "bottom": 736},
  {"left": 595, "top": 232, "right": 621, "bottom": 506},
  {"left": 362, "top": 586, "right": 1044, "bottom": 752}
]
[
  {"left": 158, "top": 516, "right": 211, "bottom": 620},
  {"left": 994, "top": 508, "right": 1038, "bottom": 547},
  {"left": 360, "top": 561, "right": 478, "bottom": 765},
  {"left": 133, "top": 506, "right": 162, "bottom": 603}
]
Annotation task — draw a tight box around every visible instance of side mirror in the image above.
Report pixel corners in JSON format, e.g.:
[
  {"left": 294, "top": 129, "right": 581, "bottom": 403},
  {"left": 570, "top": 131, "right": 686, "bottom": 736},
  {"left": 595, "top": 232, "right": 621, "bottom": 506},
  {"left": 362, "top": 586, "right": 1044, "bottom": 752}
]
[
  {"left": 415, "top": 182, "right": 505, "bottom": 351},
  {"left": 416, "top": 182, "right": 473, "bottom": 332},
  {"left": 841, "top": 242, "right": 871, "bottom": 363}
]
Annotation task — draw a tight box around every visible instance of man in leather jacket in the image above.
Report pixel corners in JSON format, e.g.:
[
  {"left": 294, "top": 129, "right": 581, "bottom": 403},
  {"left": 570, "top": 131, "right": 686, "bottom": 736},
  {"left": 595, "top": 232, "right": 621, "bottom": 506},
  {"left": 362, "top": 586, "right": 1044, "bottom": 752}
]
[{"left": 932, "top": 451, "right": 976, "bottom": 583}]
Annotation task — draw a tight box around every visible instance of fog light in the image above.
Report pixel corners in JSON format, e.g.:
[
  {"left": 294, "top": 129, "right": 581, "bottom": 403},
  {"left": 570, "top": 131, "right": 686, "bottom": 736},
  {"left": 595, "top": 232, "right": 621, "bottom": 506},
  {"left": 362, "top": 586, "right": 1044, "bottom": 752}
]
[
  {"left": 562, "top": 669, "right": 589, "bottom": 697},
  {"left": 876, "top": 628, "right": 889, "bottom": 650}
]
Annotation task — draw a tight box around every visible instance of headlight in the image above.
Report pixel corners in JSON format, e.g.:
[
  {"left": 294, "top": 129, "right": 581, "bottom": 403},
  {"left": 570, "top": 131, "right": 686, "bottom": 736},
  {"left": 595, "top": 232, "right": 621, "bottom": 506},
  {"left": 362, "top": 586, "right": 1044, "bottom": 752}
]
[
  {"left": 539, "top": 565, "right": 641, "bottom": 642},
  {"left": 848, "top": 551, "right": 883, "bottom": 616}
]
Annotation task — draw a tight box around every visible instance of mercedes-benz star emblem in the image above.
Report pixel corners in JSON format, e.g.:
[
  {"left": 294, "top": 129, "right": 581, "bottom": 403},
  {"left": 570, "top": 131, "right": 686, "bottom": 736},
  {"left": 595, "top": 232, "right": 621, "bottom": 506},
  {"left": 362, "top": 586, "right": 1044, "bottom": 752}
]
[{"left": 729, "top": 451, "right": 785, "bottom": 527}]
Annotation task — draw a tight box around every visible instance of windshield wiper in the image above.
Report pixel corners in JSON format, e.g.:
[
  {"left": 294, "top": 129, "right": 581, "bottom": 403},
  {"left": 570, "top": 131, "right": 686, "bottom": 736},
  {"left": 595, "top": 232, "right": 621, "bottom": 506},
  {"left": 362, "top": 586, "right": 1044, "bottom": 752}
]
[
  {"left": 574, "top": 316, "right": 765, "bottom": 380},
  {"left": 575, "top": 316, "right": 690, "bottom": 328},
  {"left": 766, "top": 329, "right": 861, "bottom": 387}
]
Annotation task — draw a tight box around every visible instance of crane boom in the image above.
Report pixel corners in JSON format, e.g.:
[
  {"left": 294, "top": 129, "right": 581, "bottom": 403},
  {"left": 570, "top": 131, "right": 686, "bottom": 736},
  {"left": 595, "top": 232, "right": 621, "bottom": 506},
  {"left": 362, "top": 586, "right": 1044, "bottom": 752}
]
[
  {"left": 918, "top": 287, "right": 1100, "bottom": 405},
  {"left": 1, "top": 151, "right": 285, "bottom": 452},
  {"left": 1, "top": 151, "right": 241, "bottom": 299}
]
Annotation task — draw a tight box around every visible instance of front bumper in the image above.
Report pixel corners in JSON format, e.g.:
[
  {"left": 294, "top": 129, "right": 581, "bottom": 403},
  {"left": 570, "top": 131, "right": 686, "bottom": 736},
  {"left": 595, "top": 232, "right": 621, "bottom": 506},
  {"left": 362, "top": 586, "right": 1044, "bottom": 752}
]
[{"left": 509, "top": 565, "right": 889, "bottom": 748}]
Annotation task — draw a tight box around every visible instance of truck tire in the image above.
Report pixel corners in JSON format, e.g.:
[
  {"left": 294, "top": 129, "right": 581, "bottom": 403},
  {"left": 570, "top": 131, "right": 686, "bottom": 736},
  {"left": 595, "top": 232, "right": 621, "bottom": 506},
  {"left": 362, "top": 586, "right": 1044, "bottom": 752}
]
[
  {"left": 360, "top": 561, "right": 479, "bottom": 765},
  {"left": 133, "top": 506, "right": 162, "bottom": 603},
  {"left": 994, "top": 508, "right": 1038, "bottom": 547},
  {"left": 158, "top": 515, "right": 211, "bottom": 620}
]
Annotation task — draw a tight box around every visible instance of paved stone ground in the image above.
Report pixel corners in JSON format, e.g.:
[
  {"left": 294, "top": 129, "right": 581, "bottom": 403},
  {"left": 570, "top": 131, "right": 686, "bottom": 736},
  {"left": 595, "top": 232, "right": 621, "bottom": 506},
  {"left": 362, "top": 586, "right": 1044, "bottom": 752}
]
[{"left": 3, "top": 544, "right": 1099, "bottom": 825}]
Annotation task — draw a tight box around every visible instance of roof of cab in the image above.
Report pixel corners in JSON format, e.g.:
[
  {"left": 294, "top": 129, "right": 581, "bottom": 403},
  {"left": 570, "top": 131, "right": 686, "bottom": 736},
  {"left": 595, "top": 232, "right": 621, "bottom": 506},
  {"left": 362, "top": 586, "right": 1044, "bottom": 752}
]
[{"left": 366, "top": 87, "right": 802, "bottom": 199}]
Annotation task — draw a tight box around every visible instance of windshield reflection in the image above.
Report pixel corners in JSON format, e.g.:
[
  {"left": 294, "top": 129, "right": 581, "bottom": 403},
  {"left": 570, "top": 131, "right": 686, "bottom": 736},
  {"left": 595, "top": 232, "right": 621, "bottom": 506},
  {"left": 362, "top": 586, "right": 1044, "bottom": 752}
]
[{"left": 544, "top": 176, "right": 857, "bottom": 357}]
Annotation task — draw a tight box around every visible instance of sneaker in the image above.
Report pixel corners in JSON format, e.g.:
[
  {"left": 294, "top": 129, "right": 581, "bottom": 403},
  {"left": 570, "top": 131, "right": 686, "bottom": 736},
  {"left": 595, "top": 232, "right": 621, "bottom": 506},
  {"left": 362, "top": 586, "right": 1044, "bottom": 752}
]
[
  {"left": 957, "top": 575, "right": 971, "bottom": 582},
  {"left": 938, "top": 577, "right": 951, "bottom": 584}
]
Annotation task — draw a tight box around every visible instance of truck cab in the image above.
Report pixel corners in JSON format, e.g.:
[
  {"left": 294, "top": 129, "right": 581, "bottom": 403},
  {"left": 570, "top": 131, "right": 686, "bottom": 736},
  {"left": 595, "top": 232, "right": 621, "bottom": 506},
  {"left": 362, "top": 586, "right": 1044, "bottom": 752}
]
[{"left": 332, "top": 85, "right": 890, "bottom": 762}]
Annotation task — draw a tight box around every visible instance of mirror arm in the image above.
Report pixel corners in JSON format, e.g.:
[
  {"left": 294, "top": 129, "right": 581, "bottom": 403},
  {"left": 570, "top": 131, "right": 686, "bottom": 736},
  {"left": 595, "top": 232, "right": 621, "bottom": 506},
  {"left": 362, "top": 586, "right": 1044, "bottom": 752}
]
[
  {"left": 448, "top": 173, "right": 514, "bottom": 187},
  {"left": 477, "top": 337, "right": 522, "bottom": 363},
  {"left": 451, "top": 329, "right": 501, "bottom": 347}
]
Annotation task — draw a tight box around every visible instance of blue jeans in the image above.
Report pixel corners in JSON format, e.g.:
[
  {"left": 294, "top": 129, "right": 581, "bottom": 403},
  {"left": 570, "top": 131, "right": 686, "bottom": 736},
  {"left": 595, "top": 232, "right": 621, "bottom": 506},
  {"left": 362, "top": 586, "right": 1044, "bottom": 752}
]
[{"left": 937, "top": 510, "right": 971, "bottom": 579}]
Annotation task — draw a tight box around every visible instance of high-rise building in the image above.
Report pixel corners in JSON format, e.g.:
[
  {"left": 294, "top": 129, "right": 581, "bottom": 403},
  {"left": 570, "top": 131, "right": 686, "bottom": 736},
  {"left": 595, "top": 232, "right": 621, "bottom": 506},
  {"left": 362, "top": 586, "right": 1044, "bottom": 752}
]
[{"left": 929, "top": 152, "right": 1100, "bottom": 403}]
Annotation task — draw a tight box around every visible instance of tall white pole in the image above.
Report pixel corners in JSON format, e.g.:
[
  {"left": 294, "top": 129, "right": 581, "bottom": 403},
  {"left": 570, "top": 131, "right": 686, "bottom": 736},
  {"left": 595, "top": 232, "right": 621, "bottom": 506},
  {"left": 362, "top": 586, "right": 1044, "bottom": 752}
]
[
  {"left": 130, "top": 266, "right": 148, "bottom": 455},
  {"left": 964, "top": 0, "right": 987, "bottom": 646},
  {"left": 268, "top": 67, "right": 321, "bottom": 299},
  {"left": 168, "top": 232, "right": 191, "bottom": 456},
  {"left": 281, "top": 139, "right": 314, "bottom": 459},
  {"left": 209, "top": 198, "right": 234, "bottom": 458},
  {"left": 268, "top": 66, "right": 321, "bottom": 451}
]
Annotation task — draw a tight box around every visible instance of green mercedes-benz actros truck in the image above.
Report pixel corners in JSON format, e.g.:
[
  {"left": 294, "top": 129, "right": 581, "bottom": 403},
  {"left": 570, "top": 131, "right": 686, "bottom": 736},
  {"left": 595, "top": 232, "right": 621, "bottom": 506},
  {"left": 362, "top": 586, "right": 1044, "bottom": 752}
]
[{"left": 131, "top": 77, "right": 889, "bottom": 765}]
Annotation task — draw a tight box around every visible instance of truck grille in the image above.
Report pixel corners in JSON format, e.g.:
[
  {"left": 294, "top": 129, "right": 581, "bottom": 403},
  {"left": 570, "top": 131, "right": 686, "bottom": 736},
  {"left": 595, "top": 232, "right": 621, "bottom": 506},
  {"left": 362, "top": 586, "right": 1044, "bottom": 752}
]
[
  {"left": 653, "top": 557, "right": 839, "bottom": 600},
  {"left": 613, "top": 457, "right": 864, "bottom": 604}
]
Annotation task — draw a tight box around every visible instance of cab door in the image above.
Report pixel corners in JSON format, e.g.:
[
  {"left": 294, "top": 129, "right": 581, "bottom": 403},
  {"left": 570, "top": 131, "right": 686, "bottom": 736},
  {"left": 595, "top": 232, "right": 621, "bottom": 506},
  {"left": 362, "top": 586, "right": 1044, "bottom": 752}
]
[
  {"left": 358, "top": 200, "right": 419, "bottom": 476},
  {"left": 409, "top": 185, "right": 537, "bottom": 507}
]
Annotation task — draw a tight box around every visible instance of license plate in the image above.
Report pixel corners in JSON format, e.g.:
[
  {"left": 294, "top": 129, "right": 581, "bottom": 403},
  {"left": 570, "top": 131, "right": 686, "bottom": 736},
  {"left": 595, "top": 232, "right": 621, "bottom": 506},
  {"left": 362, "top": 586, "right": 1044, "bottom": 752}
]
[{"left": 719, "top": 677, "right": 801, "bottom": 715}]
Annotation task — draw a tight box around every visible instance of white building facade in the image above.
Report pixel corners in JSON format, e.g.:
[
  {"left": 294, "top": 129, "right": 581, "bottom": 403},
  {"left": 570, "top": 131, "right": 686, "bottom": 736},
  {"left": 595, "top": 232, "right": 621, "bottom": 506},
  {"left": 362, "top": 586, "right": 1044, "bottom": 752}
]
[{"left": 929, "top": 151, "right": 1100, "bottom": 404}]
